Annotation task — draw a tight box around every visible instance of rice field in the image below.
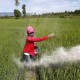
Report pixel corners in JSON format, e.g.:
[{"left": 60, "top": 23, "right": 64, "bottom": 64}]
[{"left": 0, "top": 17, "right": 80, "bottom": 80}]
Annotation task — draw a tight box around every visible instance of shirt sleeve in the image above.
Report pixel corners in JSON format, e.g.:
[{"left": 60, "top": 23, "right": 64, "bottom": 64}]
[{"left": 27, "top": 36, "right": 48, "bottom": 42}]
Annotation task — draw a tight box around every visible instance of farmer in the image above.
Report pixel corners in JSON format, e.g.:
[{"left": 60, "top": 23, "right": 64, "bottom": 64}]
[{"left": 22, "top": 26, "right": 54, "bottom": 62}]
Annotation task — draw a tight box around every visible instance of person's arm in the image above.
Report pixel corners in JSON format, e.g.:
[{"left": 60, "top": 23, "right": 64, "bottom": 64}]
[
  {"left": 27, "top": 36, "right": 48, "bottom": 42},
  {"left": 27, "top": 33, "right": 55, "bottom": 42}
]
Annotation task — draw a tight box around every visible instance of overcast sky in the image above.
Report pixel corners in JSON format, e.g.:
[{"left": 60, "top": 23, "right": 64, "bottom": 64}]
[{"left": 0, "top": 0, "right": 80, "bottom": 14}]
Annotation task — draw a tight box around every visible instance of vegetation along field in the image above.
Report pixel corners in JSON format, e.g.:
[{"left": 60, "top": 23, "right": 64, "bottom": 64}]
[{"left": 0, "top": 17, "right": 80, "bottom": 80}]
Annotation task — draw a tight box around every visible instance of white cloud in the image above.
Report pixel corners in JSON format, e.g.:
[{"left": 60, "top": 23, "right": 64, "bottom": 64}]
[
  {"left": 0, "top": 0, "right": 15, "bottom": 12},
  {"left": 26, "top": 0, "right": 80, "bottom": 14},
  {"left": 0, "top": 0, "right": 80, "bottom": 14}
]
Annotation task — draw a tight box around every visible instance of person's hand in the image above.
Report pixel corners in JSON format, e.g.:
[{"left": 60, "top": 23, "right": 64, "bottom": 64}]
[{"left": 48, "top": 33, "right": 55, "bottom": 38}]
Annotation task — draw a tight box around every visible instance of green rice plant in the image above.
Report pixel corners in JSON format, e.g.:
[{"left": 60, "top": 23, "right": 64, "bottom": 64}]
[{"left": 0, "top": 17, "right": 80, "bottom": 80}]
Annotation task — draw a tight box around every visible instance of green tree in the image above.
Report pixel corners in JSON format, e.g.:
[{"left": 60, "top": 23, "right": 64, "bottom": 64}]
[
  {"left": 74, "top": 9, "right": 80, "bottom": 14},
  {"left": 14, "top": 9, "right": 21, "bottom": 19},
  {"left": 22, "top": 4, "right": 26, "bottom": 18}
]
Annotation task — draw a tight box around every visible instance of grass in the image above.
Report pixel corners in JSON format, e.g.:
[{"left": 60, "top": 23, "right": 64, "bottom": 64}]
[{"left": 0, "top": 17, "right": 80, "bottom": 80}]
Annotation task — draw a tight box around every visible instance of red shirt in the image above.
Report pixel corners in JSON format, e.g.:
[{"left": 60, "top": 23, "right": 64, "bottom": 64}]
[{"left": 23, "top": 36, "right": 48, "bottom": 56}]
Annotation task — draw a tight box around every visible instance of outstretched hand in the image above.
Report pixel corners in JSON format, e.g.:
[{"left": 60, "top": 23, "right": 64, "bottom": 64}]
[{"left": 48, "top": 33, "right": 55, "bottom": 38}]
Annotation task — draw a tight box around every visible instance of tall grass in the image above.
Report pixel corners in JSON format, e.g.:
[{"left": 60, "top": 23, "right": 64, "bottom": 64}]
[{"left": 0, "top": 17, "right": 80, "bottom": 80}]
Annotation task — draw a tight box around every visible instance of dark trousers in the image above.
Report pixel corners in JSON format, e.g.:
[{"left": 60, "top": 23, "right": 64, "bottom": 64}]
[{"left": 21, "top": 53, "right": 36, "bottom": 62}]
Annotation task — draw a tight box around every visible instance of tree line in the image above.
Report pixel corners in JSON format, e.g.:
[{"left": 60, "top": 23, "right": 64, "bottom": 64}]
[
  {"left": 14, "top": 8, "right": 80, "bottom": 19},
  {"left": 32, "top": 9, "right": 80, "bottom": 18}
]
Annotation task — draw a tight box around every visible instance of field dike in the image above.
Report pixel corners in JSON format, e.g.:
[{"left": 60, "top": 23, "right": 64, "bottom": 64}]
[{"left": 13, "top": 45, "right": 80, "bottom": 69}]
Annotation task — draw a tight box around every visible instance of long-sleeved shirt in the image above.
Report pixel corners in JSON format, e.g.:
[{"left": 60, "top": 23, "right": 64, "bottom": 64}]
[{"left": 23, "top": 36, "right": 48, "bottom": 56}]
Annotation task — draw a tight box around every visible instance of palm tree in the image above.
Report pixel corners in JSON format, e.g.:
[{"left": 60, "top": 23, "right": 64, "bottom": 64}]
[
  {"left": 22, "top": 4, "right": 26, "bottom": 18},
  {"left": 15, "top": 0, "right": 19, "bottom": 6}
]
